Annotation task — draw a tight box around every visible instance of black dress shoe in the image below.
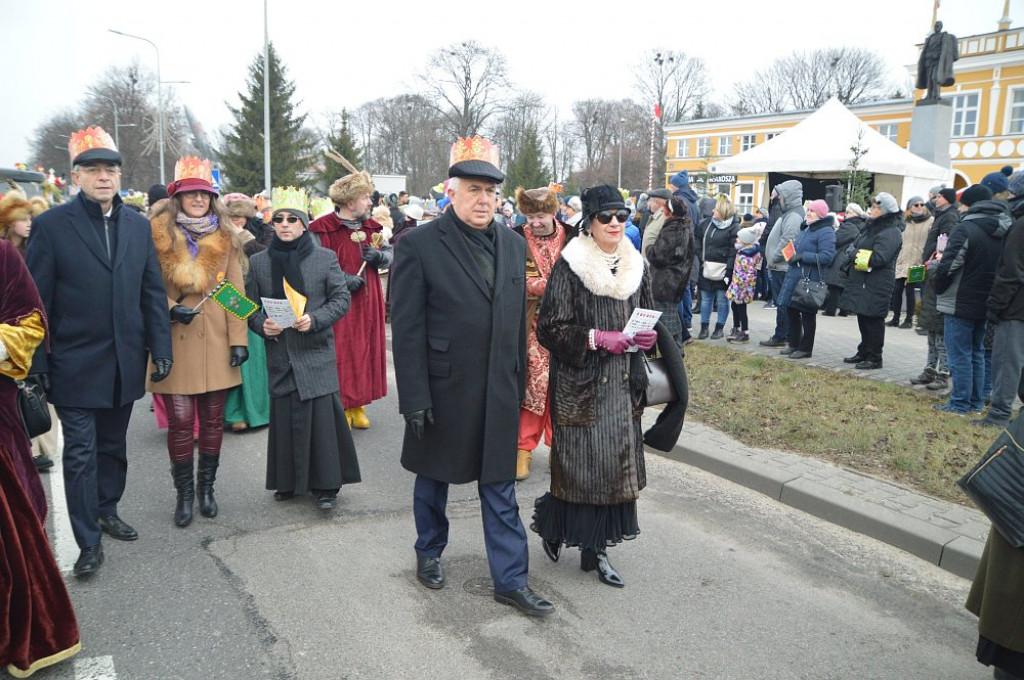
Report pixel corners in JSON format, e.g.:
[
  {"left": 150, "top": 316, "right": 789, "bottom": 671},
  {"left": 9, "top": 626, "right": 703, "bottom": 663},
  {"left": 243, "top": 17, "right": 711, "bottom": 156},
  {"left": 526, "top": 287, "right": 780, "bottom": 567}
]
[
  {"left": 779, "top": 347, "right": 794, "bottom": 355},
  {"left": 542, "top": 539, "right": 561, "bottom": 563},
  {"left": 493, "top": 586, "right": 555, "bottom": 616},
  {"left": 843, "top": 354, "right": 864, "bottom": 364},
  {"left": 581, "top": 549, "right": 625, "bottom": 588},
  {"left": 788, "top": 350, "right": 812, "bottom": 359},
  {"left": 416, "top": 555, "right": 444, "bottom": 589},
  {"left": 273, "top": 491, "right": 295, "bottom": 501},
  {"left": 73, "top": 544, "right": 104, "bottom": 576},
  {"left": 99, "top": 514, "right": 138, "bottom": 541},
  {"left": 33, "top": 454, "right": 54, "bottom": 471},
  {"left": 315, "top": 493, "right": 336, "bottom": 510},
  {"left": 855, "top": 360, "right": 883, "bottom": 370}
]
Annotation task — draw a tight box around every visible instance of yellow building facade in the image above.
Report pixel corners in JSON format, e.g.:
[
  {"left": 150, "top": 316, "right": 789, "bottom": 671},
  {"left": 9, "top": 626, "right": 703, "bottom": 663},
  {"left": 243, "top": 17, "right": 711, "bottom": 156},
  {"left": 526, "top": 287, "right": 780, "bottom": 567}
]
[{"left": 663, "top": 21, "right": 1024, "bottom": 213}]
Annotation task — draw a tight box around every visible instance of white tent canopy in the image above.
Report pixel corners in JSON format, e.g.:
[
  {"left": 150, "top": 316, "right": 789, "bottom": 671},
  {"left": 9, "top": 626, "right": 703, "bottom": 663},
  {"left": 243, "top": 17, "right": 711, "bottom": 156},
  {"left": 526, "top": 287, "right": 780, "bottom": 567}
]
[{"left": 709, "top": 98, "right": 953, "bottom": 201}]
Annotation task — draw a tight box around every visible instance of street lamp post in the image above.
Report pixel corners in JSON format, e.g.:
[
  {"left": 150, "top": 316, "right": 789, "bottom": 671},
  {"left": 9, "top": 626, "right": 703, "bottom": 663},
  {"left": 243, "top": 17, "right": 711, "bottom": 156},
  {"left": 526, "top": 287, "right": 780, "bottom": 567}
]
[
  {"left": 109, "top": 29, "right": 165, "bottom": 184},
  {"left": 94, "top": 94, "right": 136, "bottom": 149},
  {"left": 617, "top": 117, "right": 626, "bottom": 189}
]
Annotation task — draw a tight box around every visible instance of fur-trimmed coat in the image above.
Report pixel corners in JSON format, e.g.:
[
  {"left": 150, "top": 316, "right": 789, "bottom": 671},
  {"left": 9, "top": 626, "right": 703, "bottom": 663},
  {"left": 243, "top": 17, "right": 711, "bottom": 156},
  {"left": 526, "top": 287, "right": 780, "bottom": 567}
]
[
  {"left": 646, "top": 214, "right": 694, "bottom": 303},
  {"left": 536, "top": 235, "right": 653, "bottom": 505},
  {"left": 146, "top": 211, "right": 247, "bottom": 395}
]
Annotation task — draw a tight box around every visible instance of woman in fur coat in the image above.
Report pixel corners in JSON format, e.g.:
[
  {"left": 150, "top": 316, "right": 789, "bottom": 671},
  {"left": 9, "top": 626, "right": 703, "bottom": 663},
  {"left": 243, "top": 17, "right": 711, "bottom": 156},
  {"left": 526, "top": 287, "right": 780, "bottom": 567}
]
[
  {"left": 645, "top": 196, "right": 694, "bottom": 347},
  {"left": 147, "top": 161, "right": 249, "bottom": 528},
  {"left": 532, "top": 185, "right": 657, "bottom": 588}
]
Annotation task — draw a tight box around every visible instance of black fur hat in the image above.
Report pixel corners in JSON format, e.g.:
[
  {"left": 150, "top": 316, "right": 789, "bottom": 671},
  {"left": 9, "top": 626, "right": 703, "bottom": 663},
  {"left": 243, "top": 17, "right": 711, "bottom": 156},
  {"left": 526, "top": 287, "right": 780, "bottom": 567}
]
[{"left": 580, "top": 185, "right": 626, "bottom": 227}]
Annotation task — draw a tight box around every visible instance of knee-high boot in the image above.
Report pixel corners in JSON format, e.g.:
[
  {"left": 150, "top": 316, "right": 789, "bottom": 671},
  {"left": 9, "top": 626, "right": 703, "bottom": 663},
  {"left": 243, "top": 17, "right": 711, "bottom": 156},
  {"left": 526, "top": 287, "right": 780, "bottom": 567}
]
[
  {"left": 172, "top": 460, "right": 195, "bottom": 527},
  {"left": 197, "top": 453, "right": 220, "bottom": 518}
]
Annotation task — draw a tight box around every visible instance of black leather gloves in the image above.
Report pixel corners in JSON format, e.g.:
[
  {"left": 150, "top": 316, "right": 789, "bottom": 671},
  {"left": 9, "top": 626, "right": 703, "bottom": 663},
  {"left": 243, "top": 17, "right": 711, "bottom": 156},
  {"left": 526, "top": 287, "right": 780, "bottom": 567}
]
[
  {"left": 150, "top": 358, "right": 173, "bottom": 383},
  {"left": 26, "top": 373, "right": 49, "bottom": 393},
  {"left": 361, "top": 246, "right": 386, "bottom": 268},
  {"left": 170, "top": 305, "right": 200, "bottom": 324},
  {"left": 230, "top": 346, "right": 249, "bottom": 367},
  {"left": 404, "top": 408, "right": 434, "bottom": 439},
  {"left": 345, "top": 274, "right": 366, "bottom": 293}
]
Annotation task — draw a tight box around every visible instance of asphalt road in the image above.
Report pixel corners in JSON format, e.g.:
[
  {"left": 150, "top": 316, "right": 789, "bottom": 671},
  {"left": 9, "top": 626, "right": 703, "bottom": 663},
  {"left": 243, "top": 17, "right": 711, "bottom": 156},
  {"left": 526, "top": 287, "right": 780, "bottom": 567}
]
[{"left": 35, "top": 370, "right": 992, "bottom": 680}]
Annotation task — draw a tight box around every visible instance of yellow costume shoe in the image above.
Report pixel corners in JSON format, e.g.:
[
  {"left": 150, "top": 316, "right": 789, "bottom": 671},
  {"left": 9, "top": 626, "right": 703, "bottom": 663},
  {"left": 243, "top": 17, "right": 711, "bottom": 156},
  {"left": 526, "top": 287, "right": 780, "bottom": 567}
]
[
  {"left": 351, "top": 406, "right": 371, "bottom": 429},
  {"left": 516, "top": 449, "right": 532, "bottom": 481},
  {"left": 344, "top": 409, "right": 354, "bottom": 429}
]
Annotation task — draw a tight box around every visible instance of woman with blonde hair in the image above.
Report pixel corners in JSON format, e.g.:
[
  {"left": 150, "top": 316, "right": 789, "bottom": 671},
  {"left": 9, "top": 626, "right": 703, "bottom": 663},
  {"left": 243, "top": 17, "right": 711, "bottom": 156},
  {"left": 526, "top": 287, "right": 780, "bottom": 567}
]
[
  {"left": 695, "top": 195, "right": 740, "bottom": 339},
  {"left": 888, "top": 196, "right": 932, "bottom": 328},
  {"left": 148, "top": 158, "right": 249, "bottom": 527}
]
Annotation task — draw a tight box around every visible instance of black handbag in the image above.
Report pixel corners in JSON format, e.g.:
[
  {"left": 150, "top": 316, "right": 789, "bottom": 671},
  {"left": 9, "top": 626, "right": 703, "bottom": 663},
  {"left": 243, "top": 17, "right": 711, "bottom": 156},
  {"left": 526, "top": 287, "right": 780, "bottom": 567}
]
[
  {"left": 790, "top": 260, "right": 828, "bottom": 311},
  {"left": 642, "top": 354, "right": 677, "bottom": 406},
  {"left": 15, "top": 378, "right": 52, "bottom": 439},
  {"left": 957, "top": 414, "right": 1024, "bottom": 547}
]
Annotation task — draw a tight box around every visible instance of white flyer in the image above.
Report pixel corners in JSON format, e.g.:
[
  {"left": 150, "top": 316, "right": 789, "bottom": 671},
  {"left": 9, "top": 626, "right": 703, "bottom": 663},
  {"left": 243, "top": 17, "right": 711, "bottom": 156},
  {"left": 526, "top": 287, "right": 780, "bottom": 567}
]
[
  {"left": 260, "top": 297, "right": 298, "bottom": 327},
  {"left": 622, "top": 307, "right": 661, "bottom": 351}
]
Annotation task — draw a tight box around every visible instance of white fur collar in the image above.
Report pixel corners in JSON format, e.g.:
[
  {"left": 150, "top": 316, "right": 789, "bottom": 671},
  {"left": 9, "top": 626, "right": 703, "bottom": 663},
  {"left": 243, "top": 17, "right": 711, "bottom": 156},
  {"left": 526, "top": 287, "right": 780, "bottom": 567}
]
[{"left": 561, "top": 234, "right": 644, "bottom": 300}]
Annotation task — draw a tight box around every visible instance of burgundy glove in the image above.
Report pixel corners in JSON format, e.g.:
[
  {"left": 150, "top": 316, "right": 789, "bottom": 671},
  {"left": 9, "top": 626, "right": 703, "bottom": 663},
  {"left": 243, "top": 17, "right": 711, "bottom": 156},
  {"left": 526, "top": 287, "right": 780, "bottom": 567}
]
[
  {"left": 633, "top": 330, "right": 658, "bottom": 351},
  {"left": 593, "top": 330, "right": 635, "bottom": 355}
]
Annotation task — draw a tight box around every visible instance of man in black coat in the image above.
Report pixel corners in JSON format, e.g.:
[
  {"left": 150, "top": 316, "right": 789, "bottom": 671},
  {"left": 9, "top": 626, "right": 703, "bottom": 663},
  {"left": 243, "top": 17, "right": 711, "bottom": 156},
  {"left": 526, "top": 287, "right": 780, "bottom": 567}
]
[
  {"left": 390, "top": 137, "right": 554, "bottom": 616},
  {"left": 26, "top": 127, "right": 172, "bottom": 576}
]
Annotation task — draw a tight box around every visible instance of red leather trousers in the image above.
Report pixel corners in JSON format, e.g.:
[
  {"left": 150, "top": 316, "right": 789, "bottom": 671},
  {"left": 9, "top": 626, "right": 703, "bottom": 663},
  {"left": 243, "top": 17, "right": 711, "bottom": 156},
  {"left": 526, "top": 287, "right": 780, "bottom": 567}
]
[{"left": 161, "top": 390, "right": 228, "bottom": 463}]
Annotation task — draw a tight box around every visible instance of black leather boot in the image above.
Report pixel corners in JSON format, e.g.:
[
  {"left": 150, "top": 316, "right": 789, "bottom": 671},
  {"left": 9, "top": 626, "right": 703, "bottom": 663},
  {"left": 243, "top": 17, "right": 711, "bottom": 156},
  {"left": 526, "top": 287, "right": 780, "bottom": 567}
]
[
  {"left": 172, "top": 460, "right": 195, "bottom": 527},
  {"left": 581, "top": 548, "right": 625, "bottom": 587},
  {"left": 196, "top": 453, "right": 220, "bottom": 518}
]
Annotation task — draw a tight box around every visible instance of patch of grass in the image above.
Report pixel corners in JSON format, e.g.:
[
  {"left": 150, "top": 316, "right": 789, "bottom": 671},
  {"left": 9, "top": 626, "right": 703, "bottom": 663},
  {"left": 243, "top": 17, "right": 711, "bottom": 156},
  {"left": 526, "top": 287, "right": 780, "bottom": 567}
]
[{"left": 682, "top": 343, "right": 995, "bottom": 505}]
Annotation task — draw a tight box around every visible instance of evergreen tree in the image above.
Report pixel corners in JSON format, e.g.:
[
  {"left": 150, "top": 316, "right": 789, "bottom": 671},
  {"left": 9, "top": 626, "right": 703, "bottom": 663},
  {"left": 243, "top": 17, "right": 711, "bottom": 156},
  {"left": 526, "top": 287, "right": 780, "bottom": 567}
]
[
  {"left": 503, "top": 127, "right": 548, "bottom": 195},
  {"left": 316, "top": 109, "right": 362, "bottom": 191},
  {"left": 220, "top": 43, "right": 314, "bottom": 194},
  {"left": 845, "top": 129, "right": 873, "bottom": 208}
]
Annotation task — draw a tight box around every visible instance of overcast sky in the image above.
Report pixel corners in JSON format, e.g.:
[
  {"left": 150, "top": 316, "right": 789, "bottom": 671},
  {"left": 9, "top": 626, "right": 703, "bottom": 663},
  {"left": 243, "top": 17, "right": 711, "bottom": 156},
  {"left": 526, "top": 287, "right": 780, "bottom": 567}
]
[{"left": 2, "top": 0, "right": 1019, "bottom": 167}]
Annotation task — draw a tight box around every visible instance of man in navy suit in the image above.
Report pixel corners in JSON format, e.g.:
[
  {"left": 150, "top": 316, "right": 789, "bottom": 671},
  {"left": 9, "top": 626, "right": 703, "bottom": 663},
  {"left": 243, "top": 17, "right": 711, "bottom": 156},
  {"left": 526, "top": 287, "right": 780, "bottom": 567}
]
[
  {"left": 390, "top": 137, "right": 555, "bottom": 616},
  {"left": 27, "top": 126, "right": 172, "bottom": 576}
]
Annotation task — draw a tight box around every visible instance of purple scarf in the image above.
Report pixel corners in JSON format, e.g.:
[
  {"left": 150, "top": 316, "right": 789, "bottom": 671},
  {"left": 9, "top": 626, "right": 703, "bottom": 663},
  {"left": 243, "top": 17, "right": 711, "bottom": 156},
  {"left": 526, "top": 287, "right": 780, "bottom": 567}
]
[{"left": 175, "top": 212, "right": 220, "bottom": 259}]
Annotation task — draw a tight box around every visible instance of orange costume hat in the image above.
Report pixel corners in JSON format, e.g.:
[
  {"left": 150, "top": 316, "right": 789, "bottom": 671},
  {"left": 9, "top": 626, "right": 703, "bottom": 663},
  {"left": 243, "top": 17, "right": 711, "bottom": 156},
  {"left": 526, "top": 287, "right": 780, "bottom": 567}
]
[
  {"left": 448, "top": 135, "right": 504, "bottom": 183},
  {"left": 168, "top": 157, "right": 217, "bottom": 197},
  {"left": 68, "top": 126, "right": 121, "bottom": 166}
]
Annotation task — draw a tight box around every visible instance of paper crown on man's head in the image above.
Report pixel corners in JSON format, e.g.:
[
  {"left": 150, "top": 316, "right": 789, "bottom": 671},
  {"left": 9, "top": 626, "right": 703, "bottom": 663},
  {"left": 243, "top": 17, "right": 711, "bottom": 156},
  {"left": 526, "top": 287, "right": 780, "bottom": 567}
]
[
  {"left": 272, "top": 186, "right": 308, "bottom": 217},
  {"left": 68, "top": 126, "right": 121, "bottom": 166},
  {"left": 168, "top": 157, "right": 216, "bottom": 196},
  {"left": 308, "top": 195, "right": 334, "bottom": 220},
  {"left": 448, "top": 135, "right": 504, "bottom": 183}
]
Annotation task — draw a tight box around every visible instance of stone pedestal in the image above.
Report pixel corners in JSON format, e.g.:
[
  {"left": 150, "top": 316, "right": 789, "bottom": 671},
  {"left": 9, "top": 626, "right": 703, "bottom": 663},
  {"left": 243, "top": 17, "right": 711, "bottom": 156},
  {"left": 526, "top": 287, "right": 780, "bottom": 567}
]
[{"left": 909, "top": 99, "right": 953, "bottom": 169}]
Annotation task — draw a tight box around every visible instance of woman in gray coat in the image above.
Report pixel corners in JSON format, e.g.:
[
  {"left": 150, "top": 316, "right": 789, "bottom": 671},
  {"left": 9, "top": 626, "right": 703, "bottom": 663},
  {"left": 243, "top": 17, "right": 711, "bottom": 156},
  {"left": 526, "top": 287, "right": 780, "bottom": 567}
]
[
  {"left": 532, "top": 185, "right": 657, "bottom": 588},
  {"left": 246, "top": 193, "right": 361, "bottom": 510}
]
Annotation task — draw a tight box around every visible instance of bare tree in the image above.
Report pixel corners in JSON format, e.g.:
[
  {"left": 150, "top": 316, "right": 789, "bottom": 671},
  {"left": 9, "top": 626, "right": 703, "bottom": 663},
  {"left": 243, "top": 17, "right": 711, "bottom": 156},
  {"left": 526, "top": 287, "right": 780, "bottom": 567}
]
[
  {"left": 729, "top": 47, "right": 897, "bottom": 115},
  {"left": 632, "top": 49, "right": 711, "bottom": 124},
  {"left": 491, "top": 91, "right": 551, "bottom": 174},
  {"left": 417, "top": 41, "right": 511, "bottom": 140},
  {"left": 29, "top": 109, "right": 86, "bottom": 182}
]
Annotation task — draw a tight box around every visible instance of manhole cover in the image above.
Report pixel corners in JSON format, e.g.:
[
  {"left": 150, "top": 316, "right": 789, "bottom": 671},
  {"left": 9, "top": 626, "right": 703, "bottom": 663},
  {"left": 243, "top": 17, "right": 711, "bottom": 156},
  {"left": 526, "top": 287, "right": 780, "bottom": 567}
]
[{"left": 462, "top": 577, "right": 493, "bottom": 596}]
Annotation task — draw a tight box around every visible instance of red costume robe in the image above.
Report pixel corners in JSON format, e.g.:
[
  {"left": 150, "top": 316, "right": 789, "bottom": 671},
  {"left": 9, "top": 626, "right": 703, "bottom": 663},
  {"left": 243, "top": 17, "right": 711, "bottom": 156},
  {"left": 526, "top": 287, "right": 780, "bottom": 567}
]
[
  {"left": 308, "top": 213, "right": 388, "bottom": 409},
  {"left": 0, "top": 240, "right": 81, "bottom": 677}
]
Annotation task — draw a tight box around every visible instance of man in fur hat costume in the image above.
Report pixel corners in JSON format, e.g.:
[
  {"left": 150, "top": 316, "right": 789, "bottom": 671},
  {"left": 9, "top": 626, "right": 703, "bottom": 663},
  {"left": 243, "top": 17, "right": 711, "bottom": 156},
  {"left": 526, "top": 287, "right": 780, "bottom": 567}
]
[
  {"left": 308, "top": 171, "right": 393, "bottom": 429},
  {"left": 512, "top": 185, "right": 574, "bottom": 480}
]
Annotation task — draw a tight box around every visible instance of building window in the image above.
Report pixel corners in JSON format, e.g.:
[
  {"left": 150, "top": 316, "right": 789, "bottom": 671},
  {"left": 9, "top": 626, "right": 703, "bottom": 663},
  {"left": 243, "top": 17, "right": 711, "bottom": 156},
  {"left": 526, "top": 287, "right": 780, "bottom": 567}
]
[
  {"left": 677, "top": 139, "right": 689, "bottom": 158},
  {"left": 1009, "top": 88, "right": 1024, "bottom": 134},
  {"left": 718, "top": 136, "right": 733, "bottom": 156},
  {"left": 740, "top": 134, "right": 756, "bottom": 152},
  {"left": 951, "top": 92, "right": 980, "bottom": 137},
  {"left": 878, "top": 124, "right": 899, "bottom": 142},
  {"left": 697, "top": 137, "right": 711, "bottom": 157},
  {"left": 735, "top": 182, "right": 754, "bottom": 213},
  {"left": 765, "top": 132, "right": 779, "bottom": 141}
]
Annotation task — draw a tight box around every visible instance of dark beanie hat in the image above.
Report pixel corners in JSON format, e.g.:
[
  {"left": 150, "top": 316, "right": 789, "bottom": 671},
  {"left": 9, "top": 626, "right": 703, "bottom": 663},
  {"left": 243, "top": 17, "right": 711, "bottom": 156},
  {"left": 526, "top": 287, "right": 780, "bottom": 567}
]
[
  {"left": 959, "top": 184, "right": 992, "bottom": 207},
  {"left": 580, "top": 185, "right": 626, "bottom": 226},
  {"left": 148, "top": 183, "right": 169, "bottom": 205},
  {"left": 938, "top": 187, "right": 957, "bottom": 204}
]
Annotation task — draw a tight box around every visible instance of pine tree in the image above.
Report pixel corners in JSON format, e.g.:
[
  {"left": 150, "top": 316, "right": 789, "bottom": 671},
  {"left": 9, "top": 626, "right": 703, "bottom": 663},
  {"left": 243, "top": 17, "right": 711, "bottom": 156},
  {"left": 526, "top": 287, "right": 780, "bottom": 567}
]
[
  {"left": 503, "top": 127, "right": 549, "bottom": 195},
  {"left": 220, "top": 43, "right": 314, "bottom": 195},
  {"left": 315, "top": 109, "right": 362, "bottom": 191},
  {"left": 845, "top": 129, "right": 872, "bottom": 208}
]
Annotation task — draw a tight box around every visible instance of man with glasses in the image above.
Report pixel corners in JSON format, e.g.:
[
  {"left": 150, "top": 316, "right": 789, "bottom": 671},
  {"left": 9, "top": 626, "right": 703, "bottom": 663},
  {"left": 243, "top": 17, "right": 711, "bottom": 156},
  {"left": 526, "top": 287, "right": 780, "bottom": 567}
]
[
  {"left": 390, "top": 136, "right": 555, "bottom": 617},
  {"left": 26, "top": 126, "right": 172, "bottom": 576}
]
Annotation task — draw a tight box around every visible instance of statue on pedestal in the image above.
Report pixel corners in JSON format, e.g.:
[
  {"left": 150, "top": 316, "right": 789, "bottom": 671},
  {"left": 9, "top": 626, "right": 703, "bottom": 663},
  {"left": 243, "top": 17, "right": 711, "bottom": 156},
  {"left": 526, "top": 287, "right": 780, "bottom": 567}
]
[{"left": 916, "top": 21, "right": 959, "bottom": 102}]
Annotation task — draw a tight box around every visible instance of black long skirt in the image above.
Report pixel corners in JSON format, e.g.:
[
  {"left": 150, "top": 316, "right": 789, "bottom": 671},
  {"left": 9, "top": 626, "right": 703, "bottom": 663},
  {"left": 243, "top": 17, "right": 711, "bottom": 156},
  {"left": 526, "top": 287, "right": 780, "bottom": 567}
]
[
  {"left": 266, "top": 391, "right": 361, "bottom": 494},
  {"left": 530, "top": 492, "right": 639, "bottom": 554}
]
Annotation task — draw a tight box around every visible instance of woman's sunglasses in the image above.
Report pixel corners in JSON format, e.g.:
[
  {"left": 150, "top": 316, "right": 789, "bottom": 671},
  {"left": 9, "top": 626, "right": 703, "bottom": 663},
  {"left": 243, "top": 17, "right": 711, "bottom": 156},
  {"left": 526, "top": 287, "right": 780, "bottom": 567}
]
[
  {"left": 273, "top": 215, "right": 301, "bottom": 224},
  {"left": 594, "top": 210, "right": 630, "bottom": 225}
]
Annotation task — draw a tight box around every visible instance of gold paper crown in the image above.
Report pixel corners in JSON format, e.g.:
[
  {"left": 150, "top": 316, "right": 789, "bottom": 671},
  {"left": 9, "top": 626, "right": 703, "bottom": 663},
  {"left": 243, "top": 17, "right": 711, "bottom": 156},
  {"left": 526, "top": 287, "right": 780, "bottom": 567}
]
[
  {"left": 449, "top": 135, "right": 500, "bottom": 168},
  {"left": 272, "top": 186, "right": 308, "bottom": 215},
  {"left": 308, "top": 195, "right": 334, "bottom": 219},
  {"left": 173, "top": 157, "right": 214, "bottom": 183},
  {"left": 68, "top": 126, "right": 117, "bottom": 161}
]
